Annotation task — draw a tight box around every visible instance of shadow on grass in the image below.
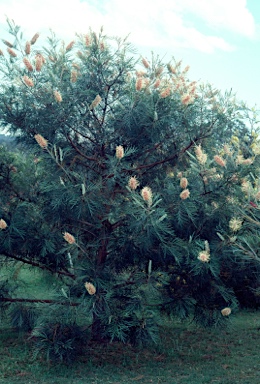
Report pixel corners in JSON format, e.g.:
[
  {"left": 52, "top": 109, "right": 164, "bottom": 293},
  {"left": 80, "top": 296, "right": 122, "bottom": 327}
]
[{"left": 0, "top": 310, "right": 259, "bottom": 384}]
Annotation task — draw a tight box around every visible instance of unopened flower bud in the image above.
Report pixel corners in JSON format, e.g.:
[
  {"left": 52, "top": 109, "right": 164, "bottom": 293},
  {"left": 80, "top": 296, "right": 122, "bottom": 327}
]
[
  {"left": 141, "top": 186, "right": 152, "bottom": 203},
  {"left": 2, "top": 39, "right": 13, "bottom": 48},
  {"left": 142, "top": 57, "right": 150, "bottom": 68},
  {"left": 54, "top": 90, "right": 62, "bottom": 102},
  {"left": 136, "top": 77, "right": 143, "bottom": 91},
  {"left": 25, "top": 41, "right": 31, "bottom": 55},
  {"left": 180, "top": 177, "right": 188, "bottom": 189},
  {"left": 31, "top": 32, "right": 40, "bottom": 45},
  {"left": 214, "top": 155, "right": 226, "bottom": 167},
  {"left": 180, "top": 189, "right": 190, "bottom": 200},
  {"left": 85, "top": 34, "right": 91, "bottom": 46},
  {"left": 84, "top": 282, "right": 96, "bottom": 295},
  {"left": 154, "top": 79, "right": 161, "bottom": 88},
  {"left": 66, "top": 41, "right": 74, "bottom": 51},
  {"left": 7, "top": 48, "right": 17, "bottom": 57},
  {"left": 116, "top": 145, "right": 124, "bottom": 159},
  {"left": 35, "top": 55, "right": 43, "bottom": 71},
  {"left": 63, "top": 231, "right": 76, "bottom": 244},
  {"left": 23, "top": 75, "right": 34, "bottom": 87},
  {"left": 221, "top": 307, "right": 231, "bottom": 316},
  {"left": 23, "top": 57, "right": 33, "bottom": 72},
  {"left": 34, "top": 134, "right": 48, "bottom": 149},
  {"left": 0, "top": 219, "right": 7, "bottom": 229},
  {"left": 70, "top": 70, "right": 78, "bottom": 83}
]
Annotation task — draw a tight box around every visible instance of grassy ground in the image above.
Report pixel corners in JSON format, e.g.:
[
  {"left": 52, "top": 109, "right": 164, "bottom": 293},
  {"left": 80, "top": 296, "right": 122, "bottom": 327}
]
[
  {"left": 0, "top": 266, "right": 259, "bottom": 383},
  {"left": 0, "top": 310, "right": 259, "bottom": 384}
]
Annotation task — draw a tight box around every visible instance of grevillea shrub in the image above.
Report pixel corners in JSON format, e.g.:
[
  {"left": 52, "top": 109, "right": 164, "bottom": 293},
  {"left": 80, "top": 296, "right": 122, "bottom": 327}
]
[{"left": 0, "top": 18, "right": 259, "bottom": 362}]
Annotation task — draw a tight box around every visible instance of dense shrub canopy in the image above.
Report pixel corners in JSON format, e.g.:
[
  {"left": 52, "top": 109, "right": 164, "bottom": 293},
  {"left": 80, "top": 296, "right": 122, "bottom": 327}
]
[{"left": 0, "top": 19, "right": 259, "bottom": 362}]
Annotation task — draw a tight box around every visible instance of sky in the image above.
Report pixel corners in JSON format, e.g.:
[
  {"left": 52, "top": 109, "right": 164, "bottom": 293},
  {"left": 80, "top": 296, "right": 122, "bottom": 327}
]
[{"left": 0, "top": 0, "right": 259, "bottom": 109}]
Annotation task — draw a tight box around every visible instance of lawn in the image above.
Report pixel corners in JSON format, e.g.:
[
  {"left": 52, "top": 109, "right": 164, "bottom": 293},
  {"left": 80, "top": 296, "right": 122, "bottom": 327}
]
[
  {"left": 0, "top": 266, "right": 259, "bottom": 383},
  {"left": 0, "top": 310, "right": 259, "bottom": 384}
]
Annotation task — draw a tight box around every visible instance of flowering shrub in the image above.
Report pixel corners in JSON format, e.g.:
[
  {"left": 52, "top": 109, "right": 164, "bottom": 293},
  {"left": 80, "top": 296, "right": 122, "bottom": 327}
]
[{"left": 0, "top": 18, "right": 259, "bottom": 363}]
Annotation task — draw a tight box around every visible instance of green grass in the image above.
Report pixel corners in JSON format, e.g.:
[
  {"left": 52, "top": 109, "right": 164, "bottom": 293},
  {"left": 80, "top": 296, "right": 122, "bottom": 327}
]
[
  {"left": 0, "top": 262, "right": 60, "bottom": 300},
  {"left": 1, "top": 266, "right": 259, "bottom": 383},
  {"left": 0, "top": 310, "right": 259, "bottom": 384}
]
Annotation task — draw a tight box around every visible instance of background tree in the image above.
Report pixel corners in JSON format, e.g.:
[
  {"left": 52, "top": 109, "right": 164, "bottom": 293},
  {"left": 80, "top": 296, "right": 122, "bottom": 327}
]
[{"left": 0, "top": 18, "right": 259, "bottom": 363}]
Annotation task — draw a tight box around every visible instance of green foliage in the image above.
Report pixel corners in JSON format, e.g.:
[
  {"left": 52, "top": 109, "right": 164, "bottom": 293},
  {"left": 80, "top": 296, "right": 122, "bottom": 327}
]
[
  {"left": 10, "top": 303, "right": 37, "bottom": 331},
  {"left": 0, "top": 18, "right": 259, "bottom": 364},
  {"left": 31, "top": 322, "right": 90, "bottom": 364}
]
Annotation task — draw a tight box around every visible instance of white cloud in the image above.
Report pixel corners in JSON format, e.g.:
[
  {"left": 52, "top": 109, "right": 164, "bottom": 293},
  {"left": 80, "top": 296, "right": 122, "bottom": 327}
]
[
  {"left": 0, "top": 0, "right": 104, "bottom": 38},
  {"left": 178, "top": 0, "right": 256, "bottom": 37},
  {"left": 91, "top": 0, "right": 236, "bottom": 52},
  {"left": 0, "top": 0, "right": 255, "bottom": 54}
]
